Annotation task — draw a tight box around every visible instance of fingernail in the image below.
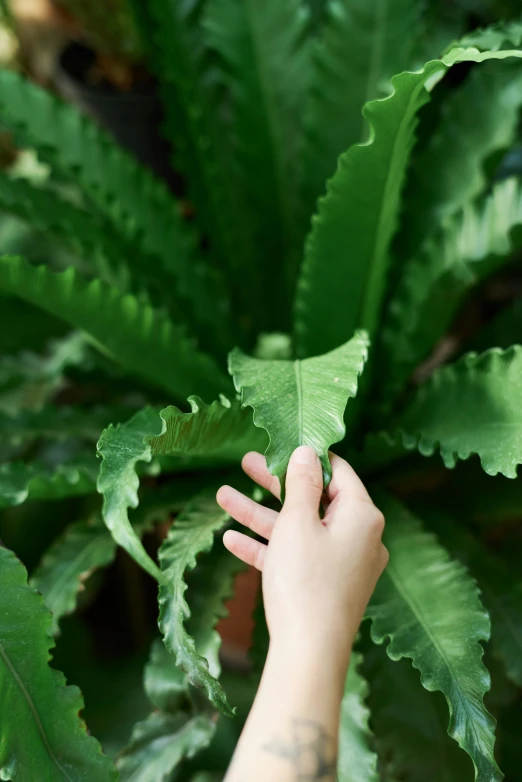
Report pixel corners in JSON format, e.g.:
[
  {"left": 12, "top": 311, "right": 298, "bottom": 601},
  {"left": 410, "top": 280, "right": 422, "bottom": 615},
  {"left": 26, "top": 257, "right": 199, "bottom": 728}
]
[{"left": 292, "top": 445, "right": 318, "bottom": 465}]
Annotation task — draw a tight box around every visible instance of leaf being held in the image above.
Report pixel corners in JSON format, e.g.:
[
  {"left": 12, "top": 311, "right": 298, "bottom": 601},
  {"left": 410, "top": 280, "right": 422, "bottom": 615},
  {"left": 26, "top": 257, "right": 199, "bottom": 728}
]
[{"left": 229, "top": 330, "right": 369, "bottom": 488}]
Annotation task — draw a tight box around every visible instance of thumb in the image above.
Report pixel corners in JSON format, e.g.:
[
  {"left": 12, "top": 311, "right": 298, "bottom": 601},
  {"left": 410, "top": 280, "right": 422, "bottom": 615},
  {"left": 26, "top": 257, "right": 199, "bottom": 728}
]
[{"left": 284, "top": 445, "right": 323, "bottom": 518}]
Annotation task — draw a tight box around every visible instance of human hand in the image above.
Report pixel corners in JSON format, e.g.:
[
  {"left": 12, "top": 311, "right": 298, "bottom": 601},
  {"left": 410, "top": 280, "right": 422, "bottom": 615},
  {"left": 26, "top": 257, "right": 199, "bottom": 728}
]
[{"left": 216, "top": 446, "right": 388, "bottom": 673}]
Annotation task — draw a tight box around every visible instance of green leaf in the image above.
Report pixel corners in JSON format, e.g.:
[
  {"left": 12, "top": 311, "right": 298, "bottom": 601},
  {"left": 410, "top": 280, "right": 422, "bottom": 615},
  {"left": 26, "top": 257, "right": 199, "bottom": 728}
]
[
  {"left": 294, "top": 47, "right": 522, "bottom": 358},
  {"left": 0, "top": 255, "right": 229, "bottom": 401},
  {"left": 400, "top": 60, "right": 522, "bottom": 258},
  {"left": 0, "top": 455, "right": 98, "bottom": 508},
  {"left": 367, "top": 493, "right": 500, "bottom": 782},
  {"left": 299, "top": 0, "right": 421, "bottom": 236},
  {"left": 158, "top": 492, "right": 233, "bottom": 716},
  {"left": 447, "top": 20, "right": 522, "bottom": 54},
  {"left": 229, "top": 330, "right": 369, "bottom": 487},
  {"left": 364, "top": 645, "right": 473, "bottom": 781},
  {"left": 0, "top": 546, "right": 117, "bottom": 780},
  {"left": 382, "top": 347, "right": 522, "bottom": 478},
  {"left": 204, "top": 0, "right": 310, "bottom": 312},
  {"left": 31, "top": 518, "right": 116, "bottom": 635},
  {"left": 338, "top": 651, "right": 378, "bottom": 782},
  {"left": 381, "top": 177, "right": 522, "bottom": 396},
  {"left": 433, "top": 517, "right": 522, "bottom": 689},
  {"left": 143, "top": 639, "right": 188, "bottom": 716},
  {"left": 97, "top": 398, "right": 264, "bottom": 581},
  {"left": 185, "top": 531, "right": 247, "bottom": 679},
  {"left": 117, "top": 712, "right": 215, "bottom": 782}
]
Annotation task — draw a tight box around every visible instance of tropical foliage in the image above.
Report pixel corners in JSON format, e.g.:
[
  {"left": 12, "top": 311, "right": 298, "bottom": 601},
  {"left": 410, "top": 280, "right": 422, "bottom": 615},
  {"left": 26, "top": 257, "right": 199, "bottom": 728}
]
[{"left": 0, "top": 1, "right": 522, "bottom": 780}]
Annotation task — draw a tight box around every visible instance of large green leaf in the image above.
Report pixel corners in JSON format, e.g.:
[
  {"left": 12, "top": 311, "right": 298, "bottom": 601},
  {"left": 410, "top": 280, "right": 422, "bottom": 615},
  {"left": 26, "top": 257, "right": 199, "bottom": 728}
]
[
  {"left": 0, "top": 546, "right": 117, "bottom": 780},
  {"left": 229, "top": 330, "right": 369, "bottom": 487},
  {"left": 0, "top": 69, "right": 228, "bottom": 349},
  {"left": 379, "top": 347, "right": 522, "bottom": 478},
  {"left": 338, "top": 651, "right": 378, "bottom": 782},
  {"left": 0, "top": 255, "right": 229, "bottom": 400},
  {"left": 158, "top": 492, "right": 233, "bottom": 717},
  {"left": 294, "top": 46, "right": 522, "bottom": 358},
  {"left": 364, "top": 645, "right": 473, "bottom": 781},
  {"left": 433, "top": 516, "right": 522, "bottom": 689},
  {"left": 204, "top": 0, "right": 309, "bottom": 314},
  {"left": 299, "top": 0, "right": 420, "bottom": 237},
  {"left": 97, "top": 398, "right": 264, "bottom": 581},
  {"left": 117, "top": 712, "right": 215, "bottom": 782},
  {"left": 0, "top": 455, "right": 98, "bottom": 508},
  {"left": 381, "top": 177, "right": 522, "bottom": 396},
  {"left": 400, "top": 60, "right": 522, "bottom": 258},
  {"left": 367, "top": 493, "right": 500, "bottom": 782}
]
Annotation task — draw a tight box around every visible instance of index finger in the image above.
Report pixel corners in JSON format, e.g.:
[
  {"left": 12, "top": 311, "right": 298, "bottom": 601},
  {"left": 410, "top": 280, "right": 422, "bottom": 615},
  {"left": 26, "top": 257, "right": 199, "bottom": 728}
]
[
  {"left": 241, "top": 451, "right": 281, "bottom": 500},
  {"left": 326, "top": 453, "right": 372, "bottom": 506}
]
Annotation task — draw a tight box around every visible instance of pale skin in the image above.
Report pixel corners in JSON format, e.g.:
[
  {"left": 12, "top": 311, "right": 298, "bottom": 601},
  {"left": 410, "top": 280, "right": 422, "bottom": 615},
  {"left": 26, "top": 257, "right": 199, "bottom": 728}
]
[{"left": 216, "top": 444, "right": 389, "bottom": 782}]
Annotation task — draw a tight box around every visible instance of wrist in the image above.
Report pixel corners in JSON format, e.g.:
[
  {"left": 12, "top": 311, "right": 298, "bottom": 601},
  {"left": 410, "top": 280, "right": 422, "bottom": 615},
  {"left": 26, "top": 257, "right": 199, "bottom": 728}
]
[{"left": 267, "top": 629, "right": 352, "bottom": 691}]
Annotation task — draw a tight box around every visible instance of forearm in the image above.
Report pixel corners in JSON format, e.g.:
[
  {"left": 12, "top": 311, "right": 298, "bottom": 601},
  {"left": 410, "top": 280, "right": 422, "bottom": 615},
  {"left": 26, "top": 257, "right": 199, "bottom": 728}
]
[{"left": 225, "top": 637, "right": 350, "bottom": 782}]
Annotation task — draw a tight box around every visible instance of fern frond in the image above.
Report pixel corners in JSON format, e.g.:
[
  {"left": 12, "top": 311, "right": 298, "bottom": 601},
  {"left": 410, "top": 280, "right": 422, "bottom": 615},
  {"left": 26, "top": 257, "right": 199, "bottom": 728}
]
[
  {"left": 371, "top": 347, "right": 522, "bottom": 478},
  {"left": 204, "top": 0, "right": 310, "bottom": 314},
  {"left": 0, "top": 547, "right": 117, "bottom": 779},
  {"left": 0, "top": 455, "right": 98, "bottom": 508},
  {"left": 141, "top": 0, "right": 265, "bottom": 329},
  {"left": 399, "top": 60, "right": 522, "bottom": 258},
  {"left": 0, "top": 70, "right": 230, "bottom": 350},
  {"left": 381, "top": 178, "right": 522, "bottom": 397},
  {"left": 0, "top": 256, "right": 229, "bottom": 400},
  {"left": 299, "top": 0, "right": 421, "bottom": 236},
  {"left": 295, "top": 45, "right": 522, "bottom": 358},
  {"left": 368, "top": 493, "right": 500, "bottom": 781}
]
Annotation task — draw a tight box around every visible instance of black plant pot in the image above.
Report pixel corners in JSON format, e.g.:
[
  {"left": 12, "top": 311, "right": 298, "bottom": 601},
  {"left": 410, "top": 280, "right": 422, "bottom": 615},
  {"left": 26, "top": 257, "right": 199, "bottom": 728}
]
[{"left": 54, "top": 42, "right": 179, "bottom": 190}]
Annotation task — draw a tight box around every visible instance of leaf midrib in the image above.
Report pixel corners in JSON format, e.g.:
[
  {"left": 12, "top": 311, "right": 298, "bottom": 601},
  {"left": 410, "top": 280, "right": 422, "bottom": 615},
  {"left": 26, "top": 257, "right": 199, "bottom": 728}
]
[
  {"left": 0, "top": 638, "right": 73, "bottom": 779},
  {"left": 358, "top": 67, "right": 445, "bottom": 337}
]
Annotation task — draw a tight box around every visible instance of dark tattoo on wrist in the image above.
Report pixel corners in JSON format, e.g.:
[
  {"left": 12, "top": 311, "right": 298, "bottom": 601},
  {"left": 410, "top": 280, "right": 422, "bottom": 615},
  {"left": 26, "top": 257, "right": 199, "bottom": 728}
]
[{"left": 263, "top": 718, "right": 337, "bottom": 781}]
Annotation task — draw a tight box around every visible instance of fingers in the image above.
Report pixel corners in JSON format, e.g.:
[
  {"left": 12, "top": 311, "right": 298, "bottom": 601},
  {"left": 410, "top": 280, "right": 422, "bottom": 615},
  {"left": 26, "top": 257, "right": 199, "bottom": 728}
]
[
  {"left": 284, "top": 445, "right": 323, "bottom": 518},
  {"left": 216, "top": 485, "right": 278, "bottom": 539},
  {"left": 242, "top": 451, "right": 281, "bottom": 499},
  {"left": 223, "top": 530, "right": 266, "bottom": 571},
  {"left": 327, "top": 453, "right": 372, "bottom": 506}
]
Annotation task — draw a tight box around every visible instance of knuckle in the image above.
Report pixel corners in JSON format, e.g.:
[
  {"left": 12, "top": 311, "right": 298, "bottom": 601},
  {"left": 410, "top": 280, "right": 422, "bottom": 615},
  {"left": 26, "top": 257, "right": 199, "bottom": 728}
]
[
  {"left": 243, "top": 503, "right": 256, "bottom": 529},
  {"left": 369, "top": 509, "right": 385, "bottom": 535},
  {"left": 380, "top": 545, "right": 390, "bottom": 569}
]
